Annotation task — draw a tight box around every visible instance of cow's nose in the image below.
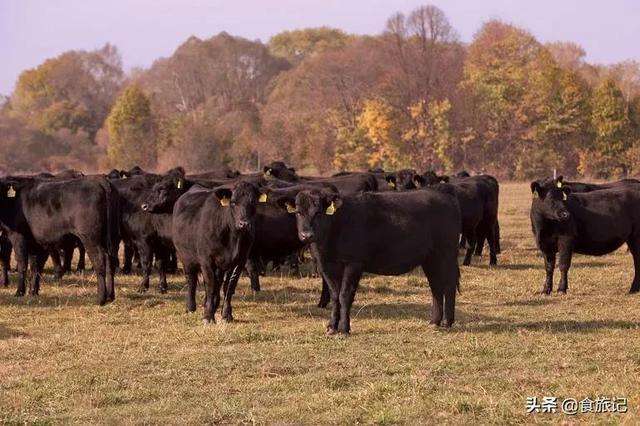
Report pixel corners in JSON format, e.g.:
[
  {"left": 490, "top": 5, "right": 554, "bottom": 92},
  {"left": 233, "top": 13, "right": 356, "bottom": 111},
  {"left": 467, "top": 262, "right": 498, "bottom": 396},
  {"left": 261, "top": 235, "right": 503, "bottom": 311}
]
[
  {"left": 559, "top": 211, "right": 570, "bottom": 220},
  {"left": 141, "top": 203, "right": 149, "bottom": 211},
  {"left": 237, "top": 220, "right": 249, "bottom": 229}
]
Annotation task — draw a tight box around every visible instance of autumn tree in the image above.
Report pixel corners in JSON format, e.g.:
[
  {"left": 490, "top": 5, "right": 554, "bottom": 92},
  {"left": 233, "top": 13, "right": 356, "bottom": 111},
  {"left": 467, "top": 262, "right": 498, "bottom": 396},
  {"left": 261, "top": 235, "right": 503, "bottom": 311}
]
[
  {"left": 106, "top": 85, "right": 157, "bottom": 169},
  {"left": 11, "top": 44, "right": 123, "bottom": 141}
]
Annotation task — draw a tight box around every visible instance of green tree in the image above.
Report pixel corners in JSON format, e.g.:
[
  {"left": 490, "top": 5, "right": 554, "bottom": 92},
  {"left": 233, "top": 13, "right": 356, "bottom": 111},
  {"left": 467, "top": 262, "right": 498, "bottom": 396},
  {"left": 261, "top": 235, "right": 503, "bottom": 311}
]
[
  {"left": 106, "top": 85, "right": 157, "bottom": 169},
  {"left": 584, "top": 79, "right": 633, "bottom": 177},
  {"left": 268, "top": 27, "right": 351, "bottom": 65}
]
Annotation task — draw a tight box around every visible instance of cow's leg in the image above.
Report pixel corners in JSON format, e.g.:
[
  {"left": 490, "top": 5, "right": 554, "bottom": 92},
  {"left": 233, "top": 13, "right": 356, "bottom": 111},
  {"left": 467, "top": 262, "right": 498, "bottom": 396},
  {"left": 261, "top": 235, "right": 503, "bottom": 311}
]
[
  {"left": 106, "top": 249, "right": 116, "bottom": 302},
  {"left": 629, "top": 239, "right": 640, "bottom": 293},
  {"left": 474, "top": 230, "right": 485, "bottom": 256},
  {"left": 318, "top": 277, "right": 330, "bottom": 308},
  {"left": 185, "top": 265, "right": 198, "bottom": 313},
  {"left": 322, "top": 262, "right": 344, "bottom": 335},
  {"left": 494, "top": 222, "right": 501, "bottom": 254},
  {"left": 541, "top": 251, "right": 556, "bottom": 294},
  {"left": 423, "top": 262, "right": 444, "bottom": 326},
  {"left": 28, "top": 254, "right": 40, "bottom": 296},
  {"left": 222, "top": 265, "right": 243, "bottom": 322},
  {"left": 487, "top": 221, "right": 498, "bottom": 266},
  {"left": 556, "top": 241, "right": 572, "bottom": 294},
  {"left": 136, "top": 242, "right": 152, "bottom": 293},
  {"left": 423, "top": 255, "right": 458, "bottom": 327},
  {"left": 85, "top": 244, "right": 108, "bottom": 305},
  {"left": 156, "top": 246, "right": 169, "bottom": 294},
  {"left": 61, "top": 243, "right": 72, "bottom": 277},
  {"left": 462, "top": 229, "right": 476, "bottom": 266},
  {"left": 13, "top": 240, "right": 27, "bottom": 297},
  {"left": 76, "top": 242, "right": 86, "bottom": 272},
  {"left": 202, "top": 265, "right": 221, "bottom": 324},
  {"left": 122, "top": 241, "right": 134, "bottom": 274},
  {"left": 337, "top": 263, "right": 362, "bottom": 335},
  {"left": 51, "top": 248, "right": 65, "bottom": 280},
  {"left": 246, "top": 258, "right": 261, "bottom": 291},
  {"left": 0, "top": 236, "right": 10, "bottom": 287}
]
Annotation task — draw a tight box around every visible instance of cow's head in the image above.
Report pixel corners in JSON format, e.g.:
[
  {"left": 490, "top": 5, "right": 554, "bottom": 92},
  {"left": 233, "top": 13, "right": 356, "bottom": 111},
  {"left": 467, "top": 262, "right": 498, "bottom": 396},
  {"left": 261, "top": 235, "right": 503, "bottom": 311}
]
[
  {"left": 412, "top": 171, "right": 449, "bottom": 188},
  {"left": 263, "top": 161, "right": 298, "bottom": 182},
  {"left": 385, "top": 169, "right": 418, "bottom": 190},
  {"left": 275, "top": 189, "right": 342, "bottom": 243},
  {"left": 214, "top": 181, "right": 260, "bottom": 232},
  {"left": 141, "top": 168, "right": 187, "bottom": 213},
  {"left": 530, "top": 179, "right": 571, "bottom": 222}
]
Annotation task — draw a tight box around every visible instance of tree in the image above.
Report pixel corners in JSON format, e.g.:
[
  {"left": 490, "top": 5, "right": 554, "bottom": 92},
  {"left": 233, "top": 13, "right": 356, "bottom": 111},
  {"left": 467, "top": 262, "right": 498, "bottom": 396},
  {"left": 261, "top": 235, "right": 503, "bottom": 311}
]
[
  {"left": 106, "top": 85, "right": 157, "bottom": 169},
  {"left": 584, "top": 78, "right": 634, "bottom": 177},
  {"left": 11, "top": 44, "right": 123, "bottom": 141},
  {"left": 268, "top": 27, "right": 351, "bottom": 65}
]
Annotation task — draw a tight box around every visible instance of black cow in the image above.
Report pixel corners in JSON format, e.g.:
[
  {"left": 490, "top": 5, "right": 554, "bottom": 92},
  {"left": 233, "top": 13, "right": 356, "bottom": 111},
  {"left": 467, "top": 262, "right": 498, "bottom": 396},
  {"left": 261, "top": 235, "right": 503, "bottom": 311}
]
[
  {"left": 542, "top": 175, "right": 640, "bottom": 193},
  {"left": 530, "top": 179, "right": 640, "bottom": 294},
  {"left": 384, "top": 169, "right": 419, "bottom": 190},
  {"left": 275, "top": 187, "right": 461, "bottom": 335},
  {"left": 0, "top": 176, "right": 120, "bottom": 304},
  {"left": 172, "top": 181, "right": 260, "bottom": 323}
]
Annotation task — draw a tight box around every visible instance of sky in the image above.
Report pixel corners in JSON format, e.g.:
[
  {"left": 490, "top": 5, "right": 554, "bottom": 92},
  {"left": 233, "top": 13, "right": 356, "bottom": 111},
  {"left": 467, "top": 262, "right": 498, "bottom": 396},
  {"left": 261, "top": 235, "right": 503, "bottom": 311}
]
[{"left": 1, "top": 0, "right": 639, "bottom": 95}]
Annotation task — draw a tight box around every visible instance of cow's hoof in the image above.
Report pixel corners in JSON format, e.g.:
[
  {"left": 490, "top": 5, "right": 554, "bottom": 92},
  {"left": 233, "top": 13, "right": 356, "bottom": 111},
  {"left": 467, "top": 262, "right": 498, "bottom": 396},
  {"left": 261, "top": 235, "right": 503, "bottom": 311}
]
[
  {"left": 428, "top": 321, "right": 441, "bottom": 328},
  {"left": 557, "top": 289, "right": 567, "bottom": 295},
  {"left": 202, "top": 318, "right": 215, "bottom": 325},
  {"left": 222, "top": 315, "right": 233, "bottom": 323},
  {"left": 441, "top": 320, "right": 454, "bottom": 328},
  {"left": 137, "top": 287, "right": 147, "bottom": 294},
  {"left": 159, "top": 287, "right": 167, "bottom": 295},
  {"left": 538, "top": 289, "right": 552, "bottom": 295},
  {"left": 317, "top": 301, "right": 329, "bottom": 309},
  {"left": 325, "top": 326, "right": 338, "bottom": 336}
]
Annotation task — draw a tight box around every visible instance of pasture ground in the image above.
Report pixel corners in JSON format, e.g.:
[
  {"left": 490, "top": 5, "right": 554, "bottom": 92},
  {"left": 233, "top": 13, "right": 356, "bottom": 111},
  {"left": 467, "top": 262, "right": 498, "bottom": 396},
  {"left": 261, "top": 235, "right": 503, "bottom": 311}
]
[{"left": 1, "top": 182, "right": 640, "bottom": 424}]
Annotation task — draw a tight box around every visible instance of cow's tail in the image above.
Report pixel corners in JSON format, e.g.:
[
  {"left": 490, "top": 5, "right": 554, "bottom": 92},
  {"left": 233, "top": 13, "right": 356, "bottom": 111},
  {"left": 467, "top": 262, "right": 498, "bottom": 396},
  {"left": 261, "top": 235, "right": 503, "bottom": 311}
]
[{"left": 102, "top": 179, "right": 120, "bottom": 260}]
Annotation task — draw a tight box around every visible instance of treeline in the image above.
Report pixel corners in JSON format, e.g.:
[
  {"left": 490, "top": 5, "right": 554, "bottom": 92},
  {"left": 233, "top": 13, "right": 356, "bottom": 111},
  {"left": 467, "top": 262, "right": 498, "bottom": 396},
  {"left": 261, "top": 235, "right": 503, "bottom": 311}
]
[{"left": 2, "top": 4, "right": 640, "bottom": 179}]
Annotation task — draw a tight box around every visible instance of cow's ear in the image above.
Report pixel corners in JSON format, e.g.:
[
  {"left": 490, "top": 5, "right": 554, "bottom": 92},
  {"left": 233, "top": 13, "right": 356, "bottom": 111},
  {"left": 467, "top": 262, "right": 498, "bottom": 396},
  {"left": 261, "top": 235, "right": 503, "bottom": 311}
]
[
  {"left": 413, "top": 175, "right": 426, "bottom": 188},
  {"left": 385, "top": 174, "right": 396, "bottom": 188},
  {"left": 168, "top": 166, "right": 186, "bottom": 178},
  {"left": 6, "top": 185, "right": 16, "bottom": 198},
  {"left": 325, "top": 194, "right": 342, "bottom": 215},
  {"left": 531, "top": 181, "right": 542, "bottom": 198},
  {"left": 258, "top": 189, "right": 268, "bottom": 203},
  {"left": 439, "top": 175, "right": 450, "bottom": 183},
  {"left": 214, "top": 188, "right": 232, "bottom": 207},
  {"left": 275, "top": 196, "right": 297, "bottom": 214}
]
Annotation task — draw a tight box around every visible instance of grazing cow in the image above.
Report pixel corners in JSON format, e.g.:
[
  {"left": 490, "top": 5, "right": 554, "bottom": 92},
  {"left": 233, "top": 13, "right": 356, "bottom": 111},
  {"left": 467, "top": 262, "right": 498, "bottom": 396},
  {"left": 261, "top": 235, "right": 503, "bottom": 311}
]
[
  {"left": 0, "top": 176, "right": 120, "bottom": 304},
  {"left": 172, "top": 181, "right": 260, "bottom": 323},
  {"left": 275, "top": 187, "right": 461, "bottom": 334},
  {"left": 530, "top": 179, "right": 640, "bottom": 294}
]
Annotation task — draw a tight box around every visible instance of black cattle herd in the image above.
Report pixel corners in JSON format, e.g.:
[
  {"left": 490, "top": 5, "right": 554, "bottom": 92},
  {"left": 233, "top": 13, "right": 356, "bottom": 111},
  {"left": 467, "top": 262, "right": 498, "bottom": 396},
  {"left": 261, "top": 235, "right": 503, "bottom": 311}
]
[{"left": 0, "top": 162, "right": 637, "bottom": 335}]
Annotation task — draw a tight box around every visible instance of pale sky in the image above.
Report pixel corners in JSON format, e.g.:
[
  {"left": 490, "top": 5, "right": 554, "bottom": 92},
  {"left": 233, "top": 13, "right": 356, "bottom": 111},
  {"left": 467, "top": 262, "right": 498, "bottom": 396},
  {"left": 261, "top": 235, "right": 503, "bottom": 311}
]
[{"left": 1, "top": 0, "right": 639, "bottom": 95}]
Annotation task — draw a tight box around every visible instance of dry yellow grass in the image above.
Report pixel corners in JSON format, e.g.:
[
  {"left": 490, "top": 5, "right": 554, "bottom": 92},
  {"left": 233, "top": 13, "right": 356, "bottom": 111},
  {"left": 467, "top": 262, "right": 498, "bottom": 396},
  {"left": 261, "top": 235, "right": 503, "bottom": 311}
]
[{"left": 1, "top": 182, "right": 640, "bottom": 424}]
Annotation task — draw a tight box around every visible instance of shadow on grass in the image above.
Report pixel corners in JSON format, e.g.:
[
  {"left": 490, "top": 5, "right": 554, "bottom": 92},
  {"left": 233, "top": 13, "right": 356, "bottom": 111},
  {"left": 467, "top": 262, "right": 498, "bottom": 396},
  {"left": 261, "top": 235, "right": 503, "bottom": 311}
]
[
  {"left": 501, "top": 298, "right": 560, "bottom": 307},
  {"left": 0, "top": 323, "right": 28, "bottom": 339},
  {"left": 469, "top": 261, "right": 613, "bottom": 271},
  {"left": 464, "top": 319, "right": 640, "bottom": 334}
]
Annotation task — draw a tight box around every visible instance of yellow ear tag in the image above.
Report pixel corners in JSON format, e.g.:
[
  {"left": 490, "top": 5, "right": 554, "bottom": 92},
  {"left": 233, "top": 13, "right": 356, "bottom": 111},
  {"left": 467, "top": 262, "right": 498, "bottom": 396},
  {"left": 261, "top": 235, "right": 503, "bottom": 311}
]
[
  {"left": 325, "top": 201, "right": 336, "bottom": 215},
  {"left": 563, "top": 192, "right": 567, "bottom": 201},
  {"left": 285, "top": 202, "right": 297, "bottom": 214},
  {"left": 258, "top": 193, "right": 267, "bottom": 203},
  {"left": 7, "top": 186, "right": 16, "bottom": 198},
  {"left": 220, "top": 197, "right": 230, "bottom": 207},
  {"left": 532, "top": 190, "right": 538, "bottom": 199},
  {"left": 556, "top": 181, "right": 562, "bottom": 188},
  {"left": 388, "top": 181, "right": 395, "bottom": 188},
  {"left": 177, "top": 179, "right": 183, "bottom": 189}
]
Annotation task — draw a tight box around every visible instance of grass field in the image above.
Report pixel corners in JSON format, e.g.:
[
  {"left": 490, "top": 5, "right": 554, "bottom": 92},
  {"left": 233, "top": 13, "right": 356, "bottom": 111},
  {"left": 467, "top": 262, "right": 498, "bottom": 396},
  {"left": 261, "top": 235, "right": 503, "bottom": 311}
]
[{"left": 1, "top": 182, "right": 640, "bottom": 424}]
